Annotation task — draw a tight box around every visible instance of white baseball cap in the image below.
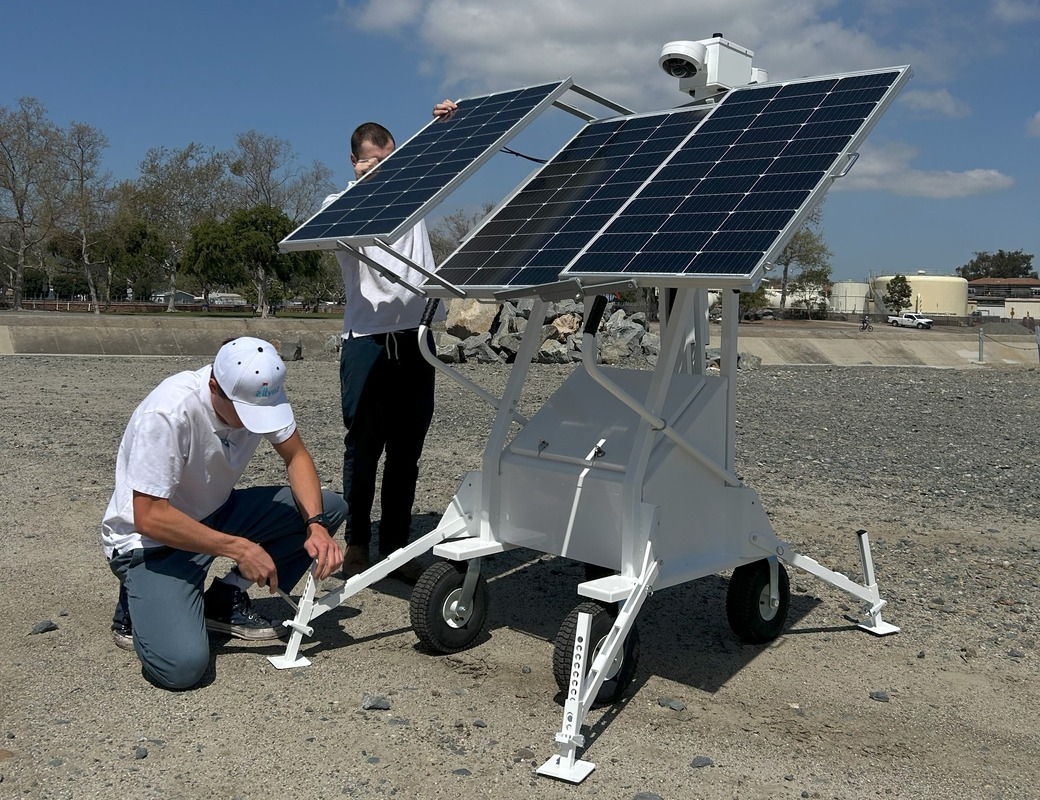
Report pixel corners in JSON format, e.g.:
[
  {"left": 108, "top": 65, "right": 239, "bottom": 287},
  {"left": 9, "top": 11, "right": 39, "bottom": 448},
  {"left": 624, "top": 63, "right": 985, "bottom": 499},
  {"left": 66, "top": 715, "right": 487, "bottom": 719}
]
[{"left": 212, "top": 337, "right": 294, "bottom": 433}]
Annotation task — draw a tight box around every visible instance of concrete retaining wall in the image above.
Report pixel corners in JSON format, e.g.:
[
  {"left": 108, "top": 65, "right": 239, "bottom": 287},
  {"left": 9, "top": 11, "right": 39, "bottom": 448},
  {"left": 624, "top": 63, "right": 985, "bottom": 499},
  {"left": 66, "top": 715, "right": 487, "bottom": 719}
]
[{"left": 0, "top": 313, "right": 342, "bottom": 360}]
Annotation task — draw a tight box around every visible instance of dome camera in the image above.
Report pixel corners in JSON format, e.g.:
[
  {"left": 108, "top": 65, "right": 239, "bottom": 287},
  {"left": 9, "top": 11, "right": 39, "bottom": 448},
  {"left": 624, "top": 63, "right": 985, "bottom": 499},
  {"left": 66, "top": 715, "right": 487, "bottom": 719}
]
[{"left": 659, "top": 41, "right": 708, "bottom": 79}]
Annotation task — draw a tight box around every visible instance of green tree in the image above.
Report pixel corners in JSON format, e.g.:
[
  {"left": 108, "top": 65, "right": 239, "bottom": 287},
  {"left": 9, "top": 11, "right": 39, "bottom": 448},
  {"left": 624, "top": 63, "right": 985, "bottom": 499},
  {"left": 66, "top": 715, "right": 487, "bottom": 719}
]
[
  {"left": 738, "top": 286, "right": 769, "bottom": 321},
  {"left": 789, "top": 264, "right": 832, "bottom": 320},
  {"left": 182, "top": 217, "right": 242, "bottom": 306},
  {"left": 772, "top": 208, "right": 831, "bottom": 315},
  {"left": 22, "top": 265, "right": 48, "bottom": 299},
  {"left": 956, "top": 249, "right": 1036, "bottom": 281},
  {"left": 883, "top": 274, "right": 912, "bottom": 311},
  {"left": 224, "top": 205, "right": 321, "bottom": 318},
  {"left": 0, "top": 97, "right": 68, "bottom": 310}
]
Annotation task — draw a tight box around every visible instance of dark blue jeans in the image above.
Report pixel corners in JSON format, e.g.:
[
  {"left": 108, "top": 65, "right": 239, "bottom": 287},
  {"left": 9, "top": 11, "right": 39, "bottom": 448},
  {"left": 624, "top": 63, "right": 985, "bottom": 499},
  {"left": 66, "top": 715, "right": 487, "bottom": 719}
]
[
  {"left": 108, "top": 485, "right": 346, "bottom": 689},
  {"left": 339, "top": 329, "right": 435, "bottom": 555}
]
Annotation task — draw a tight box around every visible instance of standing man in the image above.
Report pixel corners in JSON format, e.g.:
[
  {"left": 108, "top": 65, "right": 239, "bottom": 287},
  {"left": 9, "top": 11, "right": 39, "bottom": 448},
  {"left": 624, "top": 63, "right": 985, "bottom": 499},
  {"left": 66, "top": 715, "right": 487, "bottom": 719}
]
[
  {"left": 102, "top": 336, "right": 346, "bottom": 690},
  {"left": 330, "top": 100, "right": 457, "bottom": 583}
]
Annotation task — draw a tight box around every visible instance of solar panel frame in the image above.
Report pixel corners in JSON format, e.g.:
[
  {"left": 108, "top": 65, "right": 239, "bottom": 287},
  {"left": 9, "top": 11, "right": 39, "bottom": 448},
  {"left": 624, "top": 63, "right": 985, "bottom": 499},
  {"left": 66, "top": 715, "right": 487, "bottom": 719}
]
[
  {"left": 425, "top": 66, "right": 909, "bottom": 298},
  {"left": 279, "top": 80, "right": 574, "bottom": 253},
  {"left": 559, "top": 66, "right": 911, "bottom": 288}
]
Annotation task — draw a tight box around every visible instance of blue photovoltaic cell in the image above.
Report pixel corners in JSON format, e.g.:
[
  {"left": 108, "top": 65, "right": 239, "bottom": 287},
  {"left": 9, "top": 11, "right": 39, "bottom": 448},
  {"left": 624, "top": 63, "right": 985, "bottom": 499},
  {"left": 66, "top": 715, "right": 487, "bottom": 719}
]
[
  {"left": 280, "top": 81, "right": 568, "bottom": 247},
  {"left": 562, "top": 69, "right": 904, "bottom": 279},
  {"left": 435, "top": 108, "right": 705, "bottom": 290}
]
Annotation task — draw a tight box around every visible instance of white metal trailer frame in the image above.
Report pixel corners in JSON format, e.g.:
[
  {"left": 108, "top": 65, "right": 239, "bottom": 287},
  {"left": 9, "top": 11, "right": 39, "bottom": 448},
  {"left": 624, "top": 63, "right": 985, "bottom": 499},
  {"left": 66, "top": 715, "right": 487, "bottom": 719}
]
[{"left": 268, "top": 282, "right": 898, "bottom": 783}]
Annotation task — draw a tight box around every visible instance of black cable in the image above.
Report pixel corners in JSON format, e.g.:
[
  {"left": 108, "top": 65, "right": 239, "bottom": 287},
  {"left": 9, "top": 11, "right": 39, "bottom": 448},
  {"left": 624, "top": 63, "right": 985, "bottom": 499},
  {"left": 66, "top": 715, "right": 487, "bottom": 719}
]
[{"left": 499, "top": 146, "right": 548, "bottom": 164}]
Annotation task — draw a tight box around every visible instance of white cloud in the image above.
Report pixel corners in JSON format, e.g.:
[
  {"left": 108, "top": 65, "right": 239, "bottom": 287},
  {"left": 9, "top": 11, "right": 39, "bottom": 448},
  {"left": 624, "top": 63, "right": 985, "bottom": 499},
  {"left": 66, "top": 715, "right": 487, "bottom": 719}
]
[
  {"left": 900, "top": 89, "right": 971, "bottom": 119},
  {"left": 837, "top": 142, "right": 1014, "bottom": 198},
  {"left": 1027, "top": 111, "right": 1040, "bottom": 136},
  {"left": 341, "top": 0, "right": 916, "bottom": 111},
  {"left": 990, "top": 0, "right": 1040, "bottom": 23}
]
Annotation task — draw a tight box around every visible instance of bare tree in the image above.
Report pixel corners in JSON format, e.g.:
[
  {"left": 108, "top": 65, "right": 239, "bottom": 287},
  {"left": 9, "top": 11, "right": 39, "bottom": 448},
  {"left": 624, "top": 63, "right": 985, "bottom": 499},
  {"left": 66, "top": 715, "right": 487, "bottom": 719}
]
[
  {"left": 134, "top": 143, "right": 230, "bottom": 310},
  {"left": 772, "top": 204, "right": 829, "bottom": 315},
  {"left": 227, "top": 130, "right": 334, "bottom": 223},
  {"left": 428, "top": 204, "right": 495, "bottom": 264},
  {"left": 0, "top": 97, "right": 67, "bottom": 310},
  {"left": 60, "top": 122, "right": 112, "bottom": 314}
]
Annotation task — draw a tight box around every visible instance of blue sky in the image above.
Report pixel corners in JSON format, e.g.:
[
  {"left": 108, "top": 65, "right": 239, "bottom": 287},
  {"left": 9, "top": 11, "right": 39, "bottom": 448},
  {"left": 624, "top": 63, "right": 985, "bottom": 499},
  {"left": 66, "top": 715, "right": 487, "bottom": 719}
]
[{"left": 3, "top": 0, "right": 1037, "bottom": 282}]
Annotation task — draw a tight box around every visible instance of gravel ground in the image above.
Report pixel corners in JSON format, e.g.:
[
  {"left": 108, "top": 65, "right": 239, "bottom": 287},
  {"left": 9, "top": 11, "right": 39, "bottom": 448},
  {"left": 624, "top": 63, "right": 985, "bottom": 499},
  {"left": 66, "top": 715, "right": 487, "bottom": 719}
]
[{"left": 1, "top": 355, "right": 1038, "bottom": 800}]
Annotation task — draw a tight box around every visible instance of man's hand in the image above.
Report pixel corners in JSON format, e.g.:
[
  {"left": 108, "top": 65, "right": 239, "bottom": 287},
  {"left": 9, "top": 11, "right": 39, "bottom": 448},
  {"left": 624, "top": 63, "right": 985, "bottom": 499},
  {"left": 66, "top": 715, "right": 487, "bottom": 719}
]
[
  {"left": 305, "top": 525, "right": 344, "bottom": 581},
  {"left": 233, "top": 540, "right": 280, "bottom": 594},
  {"left": 433, "top": 99, "right": 458, "bottom": 121}
]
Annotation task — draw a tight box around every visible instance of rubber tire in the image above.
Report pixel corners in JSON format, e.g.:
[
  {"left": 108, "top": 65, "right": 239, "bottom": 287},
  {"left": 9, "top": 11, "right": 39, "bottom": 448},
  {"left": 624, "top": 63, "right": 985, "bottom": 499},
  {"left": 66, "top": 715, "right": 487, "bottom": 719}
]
[
  {"left": 726, "top": 559, "right": 790, "bottom": 644},
  {"left": 552, "top": 601, "right": 640, "bottom": 705},
  {"left": 866, "top": 324, "right": 873, "bottom": 332},
  {"left": 410, "top": 561, "right": 488, "bottom": 654},
  {"left": 917, "top": 323, "right": 926, "bottom": 329},
  {"left": 890, "top": 320, "right": 899, "bottom": 326}
]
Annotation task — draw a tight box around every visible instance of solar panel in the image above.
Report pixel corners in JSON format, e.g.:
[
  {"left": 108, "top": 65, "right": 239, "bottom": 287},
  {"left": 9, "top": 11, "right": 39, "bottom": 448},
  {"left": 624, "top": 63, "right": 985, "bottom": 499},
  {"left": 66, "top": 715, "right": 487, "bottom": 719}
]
[
  {"left": 279, "top": 80, "right": 573, "bottom": 252},
  {"left": 561, "top": 68, "right": 909, "bottom": 282},
  {"left": 433, "top": 108, "right": 705, "bottom": 292},
  {"left": 428, "top": 67, "right": 908, "bottom": 296}
]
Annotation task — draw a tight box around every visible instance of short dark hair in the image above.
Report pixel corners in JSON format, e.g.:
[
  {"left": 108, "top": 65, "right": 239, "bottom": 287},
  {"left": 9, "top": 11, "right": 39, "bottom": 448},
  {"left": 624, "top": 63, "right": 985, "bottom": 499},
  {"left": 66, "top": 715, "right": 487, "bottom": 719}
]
[{"left": 351, "top": 122, "right": 394, "bottom": 158}]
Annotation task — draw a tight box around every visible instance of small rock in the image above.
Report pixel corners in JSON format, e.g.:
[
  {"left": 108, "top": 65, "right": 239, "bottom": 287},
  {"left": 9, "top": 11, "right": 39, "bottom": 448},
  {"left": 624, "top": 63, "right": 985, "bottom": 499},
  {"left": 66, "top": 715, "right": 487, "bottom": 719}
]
[
  {"left": 48, "top": 758, "right": 63, "bottom": 767},
  {"left": 29, "top": 620, "right": 58, "bottom": 635},
  {"left": 515, "top": 747, "right": 535, "bottom": 761},
  {"left": 633, "top": 793, "right": 664, "bottom": 800},
  {"left": 361, "top": 695, "right": 390, "bottom": 711},
  {"left": 521, "top": 666, "right": 531, "bottom": 674},
  {"left": 657, "top": 698, "right": 686, "bottom": 712},
  {"left": 473, "top": 719, "right": 487, "bottom": 728},
  {"left": 134, "top": 747, "right": 148, "bottom": 760},
  {"left": 1009, "top": 649, "right": 1026, "bottom": 659},
  {"left": 452, "top": 768, "right": 472, "bottom": 776},
  {"left": 869, "top": 690, "right": 891, "bottom": 702},
  {"left": 690, "top": 755, "right": 714, "bottom": 768}
]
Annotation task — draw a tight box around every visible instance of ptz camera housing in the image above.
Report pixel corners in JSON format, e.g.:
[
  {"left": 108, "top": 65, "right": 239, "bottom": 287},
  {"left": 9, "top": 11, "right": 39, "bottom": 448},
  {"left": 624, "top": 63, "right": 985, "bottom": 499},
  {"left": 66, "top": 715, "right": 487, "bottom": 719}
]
[{"left": 659, "top": 34, "right": 765, "bottom": 100}]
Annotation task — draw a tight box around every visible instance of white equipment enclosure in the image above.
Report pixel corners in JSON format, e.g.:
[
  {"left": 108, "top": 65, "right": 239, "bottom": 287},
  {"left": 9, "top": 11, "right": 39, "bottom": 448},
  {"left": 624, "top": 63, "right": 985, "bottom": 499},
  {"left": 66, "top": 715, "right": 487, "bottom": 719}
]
[{"left": 275, "top": 63, "right": 910, "bottom": 783}]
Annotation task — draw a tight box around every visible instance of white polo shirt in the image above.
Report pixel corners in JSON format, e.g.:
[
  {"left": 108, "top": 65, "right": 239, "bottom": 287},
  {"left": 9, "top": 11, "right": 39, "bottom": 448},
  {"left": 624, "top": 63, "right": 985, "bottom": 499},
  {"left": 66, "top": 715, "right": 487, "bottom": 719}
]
[{"left": 101, "top": 365, "right": 296, "bottom": 558}]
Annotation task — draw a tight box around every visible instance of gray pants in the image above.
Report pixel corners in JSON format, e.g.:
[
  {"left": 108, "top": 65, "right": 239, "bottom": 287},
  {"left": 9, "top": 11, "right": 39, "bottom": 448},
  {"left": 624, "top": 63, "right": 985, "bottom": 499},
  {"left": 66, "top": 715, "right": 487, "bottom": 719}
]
[{"left": 108, "top": 486, "right": 346, "bottom": 689}]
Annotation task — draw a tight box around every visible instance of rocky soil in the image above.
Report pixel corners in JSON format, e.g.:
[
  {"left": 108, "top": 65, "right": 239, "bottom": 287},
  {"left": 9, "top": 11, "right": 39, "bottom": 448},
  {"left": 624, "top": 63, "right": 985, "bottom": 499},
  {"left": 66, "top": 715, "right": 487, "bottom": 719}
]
[{"left": 1, "top": 354, "right": 1038, "bottom": 800}]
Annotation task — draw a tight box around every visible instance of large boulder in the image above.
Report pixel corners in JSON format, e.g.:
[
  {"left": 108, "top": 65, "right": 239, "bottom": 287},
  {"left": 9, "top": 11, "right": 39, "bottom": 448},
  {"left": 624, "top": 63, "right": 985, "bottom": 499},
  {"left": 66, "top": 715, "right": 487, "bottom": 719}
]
[
  {"left": 536, "top": 339, "right": 571, "bottom": 364},
  {"left": 599, "top": 322, "right": 644, "bottom": 364},
  {"left": 446, "top": 299, "right": 499, "bottom": 339},
  {"left": 434, "top": 331, "right": 463, "bottom": 363},
  {"left": 551, "top": 313, "right": 581, "bottom": 339},
  {"left": 461, "top": 333, "right": 503, "bottom": 364}
]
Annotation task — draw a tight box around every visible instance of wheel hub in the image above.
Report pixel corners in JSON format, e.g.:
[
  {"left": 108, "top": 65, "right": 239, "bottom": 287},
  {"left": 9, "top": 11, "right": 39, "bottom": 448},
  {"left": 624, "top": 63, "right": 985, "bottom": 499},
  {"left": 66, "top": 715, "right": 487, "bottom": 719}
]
[{"left": 441, "top": 588, "right": 472, "bottom": 628}]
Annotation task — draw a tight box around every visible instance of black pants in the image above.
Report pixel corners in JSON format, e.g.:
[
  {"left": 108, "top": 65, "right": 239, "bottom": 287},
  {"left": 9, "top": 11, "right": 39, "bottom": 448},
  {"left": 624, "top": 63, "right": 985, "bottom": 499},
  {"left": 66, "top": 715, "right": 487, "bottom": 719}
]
[{"left": 339, "top": 328, "right": 435, "bottom": 555}]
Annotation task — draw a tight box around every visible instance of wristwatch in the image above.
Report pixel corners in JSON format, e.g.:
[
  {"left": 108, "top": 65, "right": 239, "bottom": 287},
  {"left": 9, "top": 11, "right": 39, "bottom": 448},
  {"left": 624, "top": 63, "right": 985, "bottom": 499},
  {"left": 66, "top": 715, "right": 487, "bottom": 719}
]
[{"left": 304, "top": 512, "right": 331, "bottom": 529}]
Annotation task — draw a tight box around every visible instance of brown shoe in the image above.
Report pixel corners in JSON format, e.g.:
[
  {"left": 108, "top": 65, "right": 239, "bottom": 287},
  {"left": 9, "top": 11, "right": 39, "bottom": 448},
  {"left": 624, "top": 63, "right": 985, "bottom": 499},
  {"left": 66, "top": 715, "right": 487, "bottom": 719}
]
[
  {"left": 387, "top": 558, "right": 425, "bottom": 586},
  {"left": 343, "top": 545, "right": 370, "bottom": 578}
]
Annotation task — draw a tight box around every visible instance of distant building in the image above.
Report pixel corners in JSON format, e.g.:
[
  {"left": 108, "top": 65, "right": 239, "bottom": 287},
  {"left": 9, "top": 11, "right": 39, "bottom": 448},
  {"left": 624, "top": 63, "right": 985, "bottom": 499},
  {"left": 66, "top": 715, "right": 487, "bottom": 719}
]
[
  {"left": 151, "top": 290, "right": 196, "bottom": 305},
  {"left": 967, "top": 277, "right": 1040, "bottom": 299}
]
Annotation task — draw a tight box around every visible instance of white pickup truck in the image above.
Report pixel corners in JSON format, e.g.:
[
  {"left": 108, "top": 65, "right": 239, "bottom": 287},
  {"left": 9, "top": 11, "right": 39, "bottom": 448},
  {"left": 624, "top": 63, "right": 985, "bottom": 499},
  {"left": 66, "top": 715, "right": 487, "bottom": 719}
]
[{"left": 888, "top": 312, "right": 934, "bottom": 329}]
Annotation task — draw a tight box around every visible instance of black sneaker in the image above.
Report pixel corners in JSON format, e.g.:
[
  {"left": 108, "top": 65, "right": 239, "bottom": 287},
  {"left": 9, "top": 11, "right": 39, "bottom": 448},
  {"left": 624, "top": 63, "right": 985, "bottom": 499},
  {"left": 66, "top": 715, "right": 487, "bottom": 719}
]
[
  {"left": 203, "top": 581, "right": 284, "bottom": 640},
  {"left": 112, "top": 584, "right": 134, "bottom": 652}
]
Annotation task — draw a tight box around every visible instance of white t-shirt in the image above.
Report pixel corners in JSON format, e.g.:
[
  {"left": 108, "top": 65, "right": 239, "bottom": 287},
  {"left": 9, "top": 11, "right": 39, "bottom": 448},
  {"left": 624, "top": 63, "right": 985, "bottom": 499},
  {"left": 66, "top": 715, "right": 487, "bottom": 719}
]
[
  {"left": 101, "top": 365, "right": 296, "bottom": 558},
  {"left": 324, "top": 190, "right": 447, "bottom": 337}
]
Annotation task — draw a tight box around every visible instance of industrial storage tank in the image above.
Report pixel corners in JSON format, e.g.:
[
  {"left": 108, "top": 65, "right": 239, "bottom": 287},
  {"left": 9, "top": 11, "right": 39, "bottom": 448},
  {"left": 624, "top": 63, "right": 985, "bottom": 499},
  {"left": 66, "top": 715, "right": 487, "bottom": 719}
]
[
  {"left": 830, "top": 281, "right": 870, "bottom": 314},
  {"left": 869, "top": 273, "right": 968, "bottom": 316}
]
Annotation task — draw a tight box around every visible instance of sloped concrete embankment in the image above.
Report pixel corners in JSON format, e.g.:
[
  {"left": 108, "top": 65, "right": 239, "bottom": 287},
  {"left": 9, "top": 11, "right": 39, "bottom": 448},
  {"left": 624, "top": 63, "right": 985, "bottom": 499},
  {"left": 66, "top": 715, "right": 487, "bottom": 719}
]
[
  {"left": 0, "top": 313, "right": 341, "bottom": 359},
  {"left": 737, "top": 329, "right": 1037, "bottom": 367}
]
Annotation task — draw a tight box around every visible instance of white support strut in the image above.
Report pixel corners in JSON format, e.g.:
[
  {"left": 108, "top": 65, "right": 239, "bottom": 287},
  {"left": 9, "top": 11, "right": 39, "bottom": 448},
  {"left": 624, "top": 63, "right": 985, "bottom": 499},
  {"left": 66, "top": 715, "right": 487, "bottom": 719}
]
[{"left": 538, "top": 544, "right": 660, "bottom": 783}]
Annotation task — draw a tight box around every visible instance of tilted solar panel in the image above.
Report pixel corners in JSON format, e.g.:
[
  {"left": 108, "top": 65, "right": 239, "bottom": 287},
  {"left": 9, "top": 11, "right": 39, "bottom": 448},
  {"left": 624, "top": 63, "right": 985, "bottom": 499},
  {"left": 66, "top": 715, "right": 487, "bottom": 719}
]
[
  {"left": 561, "top": 68, "right": 909, "bottom": 282},
  {"left": 433, "top": 108, "right": 705, "bottom": 292},
  {"left": 428, "top": 67, "right": 908, "bottom": 296},
  {"left": 279, "top": 80, "right": 572, "bottom": 252}
]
